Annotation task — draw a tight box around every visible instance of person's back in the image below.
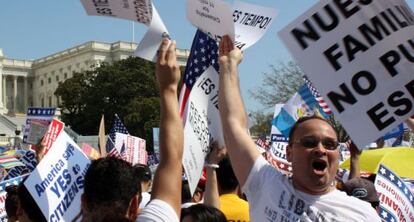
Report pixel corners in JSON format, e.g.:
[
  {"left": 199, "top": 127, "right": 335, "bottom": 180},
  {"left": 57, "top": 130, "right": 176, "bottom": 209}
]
[{"left": 216, "top": 156, "right": 249, "bottom": 222}]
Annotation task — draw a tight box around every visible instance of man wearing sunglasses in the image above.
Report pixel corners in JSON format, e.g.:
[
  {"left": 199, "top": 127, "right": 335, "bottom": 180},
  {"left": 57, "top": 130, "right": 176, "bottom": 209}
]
[{"left": 218, "top": 35, "right": 380, "bottom": 221}]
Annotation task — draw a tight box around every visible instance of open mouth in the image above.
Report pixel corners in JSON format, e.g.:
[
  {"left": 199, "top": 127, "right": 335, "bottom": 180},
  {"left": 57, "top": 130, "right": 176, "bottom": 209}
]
[{"left": 312, "top": 160, "right": 327, "bottom": 175}]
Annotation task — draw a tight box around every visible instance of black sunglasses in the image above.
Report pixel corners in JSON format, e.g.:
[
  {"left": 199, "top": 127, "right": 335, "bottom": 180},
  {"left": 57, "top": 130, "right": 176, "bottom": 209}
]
[{"left": 293, "top": 137, "right": 339, "bottom": 150}]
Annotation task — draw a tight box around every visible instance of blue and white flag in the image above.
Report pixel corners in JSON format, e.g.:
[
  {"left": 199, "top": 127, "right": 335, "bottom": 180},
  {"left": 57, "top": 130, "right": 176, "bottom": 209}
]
[
  {"left": 272, "top": 82, "right": 332, "bottom": 138},
  {"left": 375, "top": 164, "right": 414, "bottom": 222}
]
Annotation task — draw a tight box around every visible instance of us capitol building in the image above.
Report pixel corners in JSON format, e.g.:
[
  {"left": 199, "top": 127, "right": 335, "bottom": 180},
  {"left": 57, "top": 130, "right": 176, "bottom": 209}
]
[{"left": 0, "top": 41, "right": 189, "bottom": 142}]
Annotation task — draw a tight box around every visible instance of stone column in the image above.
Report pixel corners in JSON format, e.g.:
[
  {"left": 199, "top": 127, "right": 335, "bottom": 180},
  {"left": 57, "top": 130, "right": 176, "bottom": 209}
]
[
  {"left": 23, "top": 77, "right": 28, "bottom": 111},
  {"left": 13, "top": 76, "right": 17, "bottom": 113},
  {"left": 0, "top": 66, "right": 3, "bottom": 110},
  {"left": 2, "top": 76, "right": 6, "bottom": 112}
]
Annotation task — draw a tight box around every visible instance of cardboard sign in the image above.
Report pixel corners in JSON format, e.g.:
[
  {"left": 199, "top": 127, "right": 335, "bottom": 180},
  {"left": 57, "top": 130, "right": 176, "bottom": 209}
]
[
  {"left": 182, "top": 66, "right": 223, "bottom": 194},
  {"left": 24, "top": 132, "right": 91, "bottom": 222},
  {"left": 233, "top": 0, "right": 277, "bottom": 50},
  {"left": 23, "top": 108, "right": 56, "bottom": 144},
  {"left": 41, "top": 118, "right": 65, "bottom": 155},
  {"left": 279, "top": 0, "right": 414, "bottom": 148},
  {"left": 81, "top": 0, "right": 168, "bottom": 62},
  {"left": 375, "top": 164, "right": 414, "bottom": 222},
  {"left": 187, "top": 0, "right": 235, "bottom": 40}
]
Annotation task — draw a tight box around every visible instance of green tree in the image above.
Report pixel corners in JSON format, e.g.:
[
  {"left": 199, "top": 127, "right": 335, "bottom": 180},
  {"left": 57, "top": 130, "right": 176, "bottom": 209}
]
[{"left": 55, "top": 57, "right": 160, "bottom": 151}]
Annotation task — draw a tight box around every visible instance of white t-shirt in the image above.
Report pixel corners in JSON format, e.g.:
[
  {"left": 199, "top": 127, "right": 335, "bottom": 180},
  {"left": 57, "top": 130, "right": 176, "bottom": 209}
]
[
  {"left": 137, "top": 199, "right": 179, "bottom": 222},
  {"left": 243, "top": 156, "right": 381, "bottom": 222},
  {"left": 139, "top": 192, "right": 151, "bottom": 208}
]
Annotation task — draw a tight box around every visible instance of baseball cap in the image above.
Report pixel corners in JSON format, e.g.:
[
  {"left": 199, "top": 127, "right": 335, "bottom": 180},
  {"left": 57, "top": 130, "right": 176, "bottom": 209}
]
[{"left": 342, "top": 178, "right": 379, "bottom": 203}]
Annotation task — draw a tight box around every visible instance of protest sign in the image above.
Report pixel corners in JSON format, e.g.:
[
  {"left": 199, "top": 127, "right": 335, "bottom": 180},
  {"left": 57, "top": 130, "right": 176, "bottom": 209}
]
[
  {"left": 269, "top": 104, "right": 291, "bottom": 172},
  {"left": 80, "top": 0, "right": 168, "bottom": 62},
  {"left": 182, "top": 66, "right": 223, "bottom": 194},
  {"left": 187, "top": 0, "right": 235, "bottom": 40},
  {"left": 3, "top": 150, "right": 37, "bottom": 180},
  {"left": 25, "top": 132, "right": 91, "bottom": 222},
  {"left": 41, "top": 118, "right": 65, "bottom": 155},
  {"left": 23, "top": 108, "right": 55, "bottom": 144},
  {"left": 0, "top": 175, "right": 28, "bottom": 222},
  {"left": 187, "top": 0, "right": 276, "bottom": 51},
  {"left": 375, "top": 164, "right": 414, "bottom": 222},
  {"left": 115, "top": 133, "right": 147, "bottom": 165},
  {"left": 232, "top": 0, "right": 276, "bottom": 50},
  {"left": 279, "top": 0, "right": 414, "bottom": 148}
]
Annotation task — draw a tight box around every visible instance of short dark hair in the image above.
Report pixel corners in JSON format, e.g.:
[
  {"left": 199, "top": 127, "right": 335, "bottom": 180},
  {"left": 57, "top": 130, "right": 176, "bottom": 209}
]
[
  {"left": 18, "top": 181, "right": 47, "bottom": 222},
  {"left": 288, "top": 115, "right": 337, "bottom": 145},
  {"left": 216, "top": 156, "right": 238, "bottom": 193},
  {"left": 5, "top": 185, "right": 19, "bottom": 218},
  {"left": 181, "top": 181, "right": 203, "bottom": 203},
  {"left": 181, "top": 204, "right": 227, "bottom": 222},
  {"left": 83, "top": 157, "right": 140, "bottom": 216},
  {"left": 133, "top": 164, "right": 152, "bottom": 182}
]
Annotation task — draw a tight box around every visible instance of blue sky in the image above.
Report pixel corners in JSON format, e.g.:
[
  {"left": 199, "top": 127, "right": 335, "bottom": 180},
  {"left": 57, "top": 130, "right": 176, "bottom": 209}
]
[{"left": 1, "top": 0, "right": 413, "bottom": 113}]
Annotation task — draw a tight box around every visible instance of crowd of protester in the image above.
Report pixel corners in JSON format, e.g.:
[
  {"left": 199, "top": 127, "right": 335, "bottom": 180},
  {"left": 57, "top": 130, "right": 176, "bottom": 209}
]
[{"left": 5, "top": 36, "right": 413, "bottom": 222}]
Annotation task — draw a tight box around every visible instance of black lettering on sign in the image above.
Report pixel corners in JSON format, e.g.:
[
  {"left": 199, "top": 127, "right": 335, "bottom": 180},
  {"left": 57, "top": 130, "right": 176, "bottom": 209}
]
[
  {"left": 351, "top": 71, "right": 376, "bottom": 95},
  {"left": 327, "top": 83, "right": 357, "bottom": 113},
  {"left": 367, "top": 102, "right": 395, "bottom": 130}
]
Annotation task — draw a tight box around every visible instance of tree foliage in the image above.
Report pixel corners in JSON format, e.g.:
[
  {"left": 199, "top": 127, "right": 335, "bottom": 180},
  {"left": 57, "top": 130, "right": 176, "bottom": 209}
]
[
  {"left": 249, "top": 111, "right": 273, "bottom": 138},
  {"left": 55, "top": 57, "right": 160, "bottom": 151}
]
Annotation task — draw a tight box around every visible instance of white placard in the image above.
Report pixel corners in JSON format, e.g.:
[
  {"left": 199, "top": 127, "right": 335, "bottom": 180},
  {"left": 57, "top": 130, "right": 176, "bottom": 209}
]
[
  {"left": 182, "top": 66, "right": 223, "bottom": 194},
  {"left": 24, "top": 132, "right": 91, "bottom": 222},
  {"left": 81, "top": 0, "right": 168, "bottom": 62},
  {"left": 186, "top": 0, "right": 235, "bottom": 40},
  {"left": 279, "top": 0, "right": 414, "bottom": 148},
  {"left": 233, "top": 0, "right": 277, "bottom": 50}
]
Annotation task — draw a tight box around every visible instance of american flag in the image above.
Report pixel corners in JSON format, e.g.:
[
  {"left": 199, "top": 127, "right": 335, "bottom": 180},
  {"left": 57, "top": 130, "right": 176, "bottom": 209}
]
[
  {"left": 303, "top": 76, "right": 332, "bottom": 115},
  {"left": 179, "top": 29, "right": 219, "bottom": 116},
  {"left": 106, "top": 114, "right": 129, "bottom": 159}
]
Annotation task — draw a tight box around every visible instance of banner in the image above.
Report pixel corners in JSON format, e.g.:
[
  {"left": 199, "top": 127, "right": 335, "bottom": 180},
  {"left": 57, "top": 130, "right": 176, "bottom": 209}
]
[
  {"left": 24, "top": 132, "right": 91, "bottom": 222},
  {"left": 279, "top": 0, "right": 414, "bottom": 148},
  {"left": 375, "top": 164, "right": 414, "bottom": 222},
  {"left": 81, "top": 0, "right": 168, "bottom": 62},
  {"left": 23, "top": 108, "right": 56, "bottom": 144}
]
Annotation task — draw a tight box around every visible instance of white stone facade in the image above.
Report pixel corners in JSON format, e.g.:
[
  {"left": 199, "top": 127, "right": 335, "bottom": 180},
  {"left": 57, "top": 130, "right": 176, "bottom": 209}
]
[{"left": 0, "top": 41, "right": 190, "bottom": 114}]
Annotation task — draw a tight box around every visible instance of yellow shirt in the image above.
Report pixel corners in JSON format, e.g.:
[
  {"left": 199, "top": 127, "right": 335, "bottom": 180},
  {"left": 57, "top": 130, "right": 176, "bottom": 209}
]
[{"left": 219, "top": 194, "right": 250, "bottom": 222}]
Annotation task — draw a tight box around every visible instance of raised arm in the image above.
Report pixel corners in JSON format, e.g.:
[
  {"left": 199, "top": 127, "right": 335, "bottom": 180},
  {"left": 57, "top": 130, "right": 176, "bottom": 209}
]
[
  {"left": 346, "top": 140, "right": 361, "bottom": 180},
  {"left": 218, "top": 36, "right": 260, "bottom": 187},
  {"left": 151, "top": 38, "right": 184, "bottom": 216}
]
